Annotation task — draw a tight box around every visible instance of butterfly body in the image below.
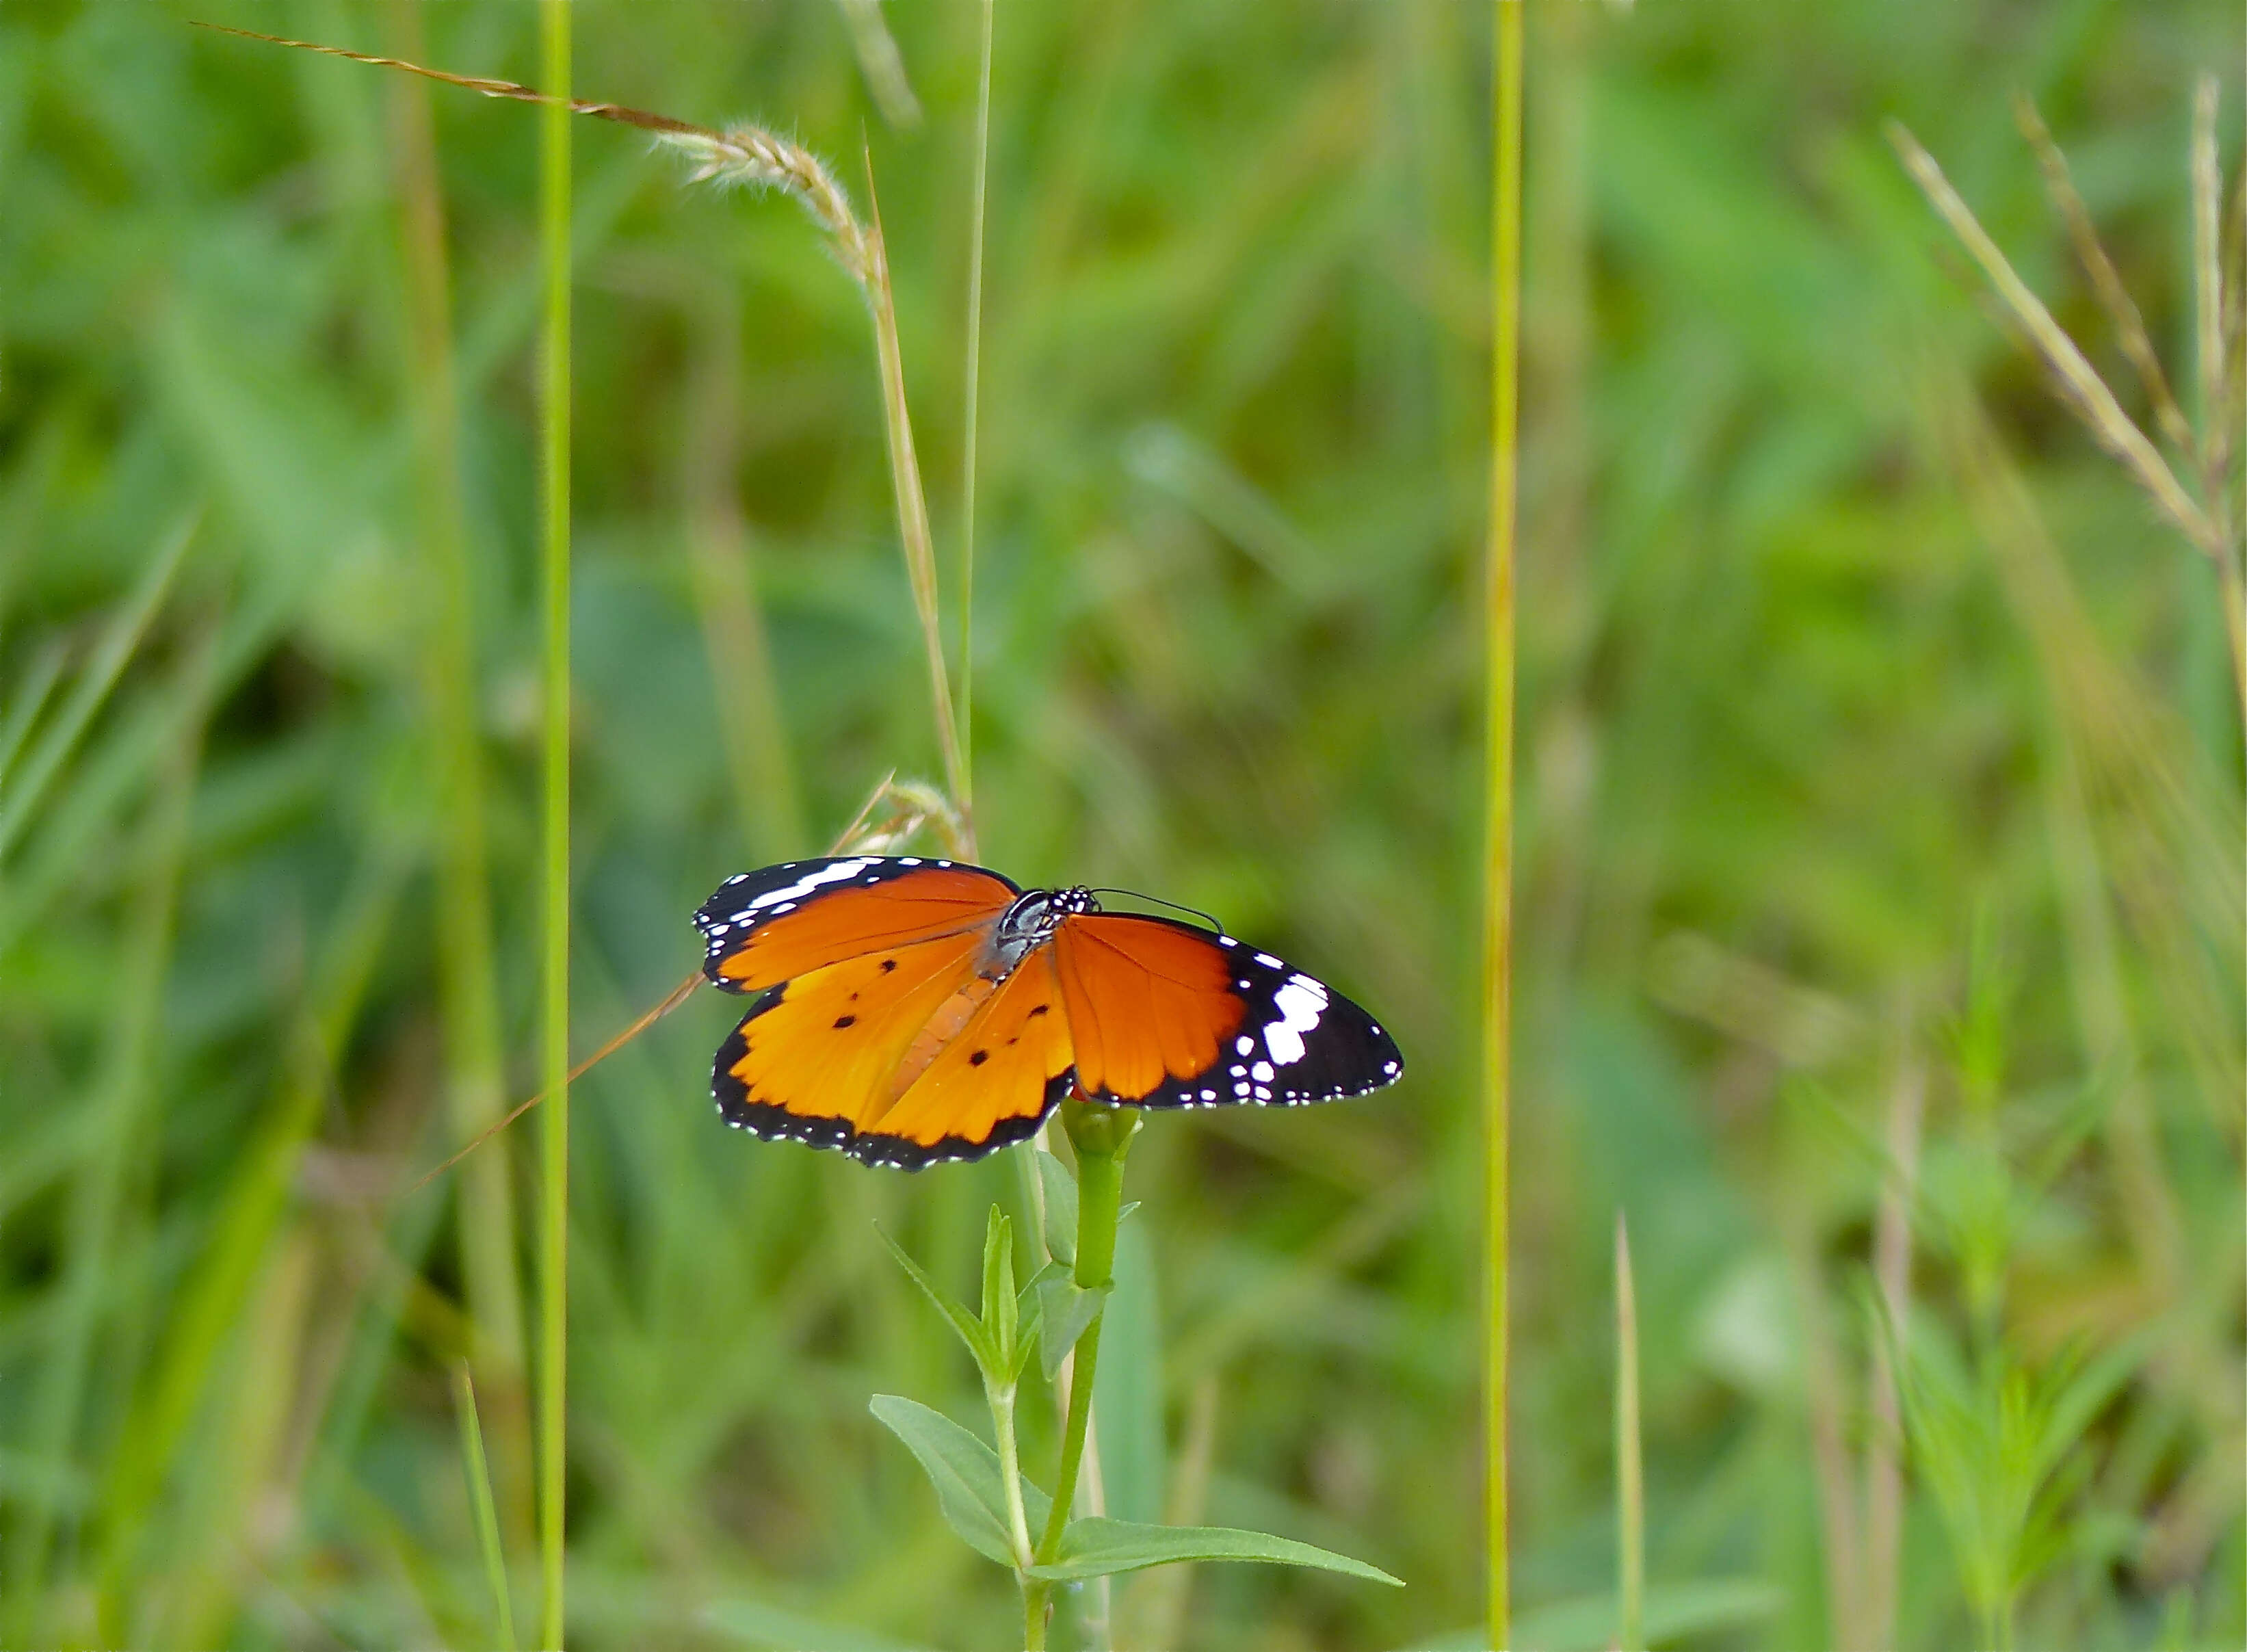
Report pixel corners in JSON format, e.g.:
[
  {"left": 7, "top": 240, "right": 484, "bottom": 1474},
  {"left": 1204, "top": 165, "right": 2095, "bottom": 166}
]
[{"left": 696, "top": 856, "right": 1401, "bottom": 1169}]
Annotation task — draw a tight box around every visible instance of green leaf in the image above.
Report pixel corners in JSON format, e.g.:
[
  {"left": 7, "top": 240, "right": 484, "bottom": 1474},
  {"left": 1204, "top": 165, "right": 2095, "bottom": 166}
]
[
  {"left": 1035, "top": 1149, "right": 1077, "bottom": 1266},
  {"left": 1504, "top": 1577, "right": 1783, "bottom": 1651},
  {"left": 1034, "top": 1274, "right": 1108, "bottom": 1381},
  {"left": 704, "top": 1599, "right": 938, "bottom": 1652},
  {"left": 867, "top": 1395, "right": 1051, "bottom": 1567},
  {"left": 874, "top": 1224, "right": 993, "bottom": 1373},
  {"left": 1093, "top": 1220, "right": 1163, "bottom": 1525},
  {"left": 1025, "top": 1517, "right": 1401, "bottom": 1586},
  {"left": 980, "top": 1206, "right": 1017, "bottom": 1374}
]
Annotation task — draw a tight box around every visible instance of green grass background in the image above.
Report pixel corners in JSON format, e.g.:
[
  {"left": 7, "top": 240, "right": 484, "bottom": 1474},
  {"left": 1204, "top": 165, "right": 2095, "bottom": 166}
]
[{"left": 2, "top": 2, "right": 2242, "bottom": 1648}]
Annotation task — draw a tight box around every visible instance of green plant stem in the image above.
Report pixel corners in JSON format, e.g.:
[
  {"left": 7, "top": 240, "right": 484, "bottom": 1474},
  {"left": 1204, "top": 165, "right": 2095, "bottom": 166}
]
[
  {"left": 1483, "top": 3, "right": 1524, "bottom": 1649},
  {"left": 536, "top": 3, "right": 573, "bottom": 1648},
  {"left": 1024, "top": 1105, "right": 1135, "bottom": 1649},
  {"left": 990, "top": 1378, "right": 1033, "bottom": 1569}
]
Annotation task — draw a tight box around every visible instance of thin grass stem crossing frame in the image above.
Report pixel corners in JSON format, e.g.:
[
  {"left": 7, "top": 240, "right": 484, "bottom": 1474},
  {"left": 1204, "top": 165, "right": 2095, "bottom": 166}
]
[
  {"left": 1483, "top": 3, "right": 1524, "bottom": 1646},
  {"left": 535, "top": 1, "right": 573, "bottom": 1643}
]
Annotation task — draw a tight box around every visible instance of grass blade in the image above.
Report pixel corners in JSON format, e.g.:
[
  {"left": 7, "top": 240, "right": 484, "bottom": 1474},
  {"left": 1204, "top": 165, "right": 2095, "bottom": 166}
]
[
  {"left": 0, "top": 510, "right": 194, "bottom": 864},
  {"left": 454, "top": 1361, "right": 519, "bottom": 1651},
  {"left": 1483, "top": 3, "right": 1524, "bottom": 1646},
  {"left": 0, "top": 640, "right": 66, "bottom": 791}
]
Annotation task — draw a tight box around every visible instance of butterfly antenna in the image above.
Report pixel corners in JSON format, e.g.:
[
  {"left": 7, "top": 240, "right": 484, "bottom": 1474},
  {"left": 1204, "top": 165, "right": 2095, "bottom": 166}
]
[
  {"left": 1085, "top": 888, "right": 1228, "bottom": 934},
  {"left": 410, "top": 967, "right": 705, "bottom": 1194}
]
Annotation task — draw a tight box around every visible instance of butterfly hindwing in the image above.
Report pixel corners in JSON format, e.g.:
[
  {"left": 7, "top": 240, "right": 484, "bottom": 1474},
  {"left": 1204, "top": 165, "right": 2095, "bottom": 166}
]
[
  {"left": 696, "top": 856, "right": 1018, "bottom": 995},
  {"left": 1053, "top": 913, "right": 1402, "bottom": 1111},
  {"left": 713, "top": 928, "right": 990, "bottom": 1163},
  {"left": 862, "top": 951, "right": 1077, "bottom": 1165}
]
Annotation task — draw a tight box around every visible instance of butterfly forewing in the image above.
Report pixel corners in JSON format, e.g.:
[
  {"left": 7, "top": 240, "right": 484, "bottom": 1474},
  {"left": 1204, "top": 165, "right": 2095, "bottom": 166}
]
[
  {"left": 696, "top": 856, "right": 1017, "bottom": 994},
  {"left": 1053, "top": 913, "right": 1402, "bottom": 1110}
]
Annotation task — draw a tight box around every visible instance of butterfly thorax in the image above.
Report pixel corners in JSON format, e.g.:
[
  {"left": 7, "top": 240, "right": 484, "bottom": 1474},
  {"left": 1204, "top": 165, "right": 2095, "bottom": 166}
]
[
  {"left": 990, "top": 886, "right": 1099, "bottom": 965},
  {"left": 865, "top": 887, "right": 1097, "bottom": 1121}
]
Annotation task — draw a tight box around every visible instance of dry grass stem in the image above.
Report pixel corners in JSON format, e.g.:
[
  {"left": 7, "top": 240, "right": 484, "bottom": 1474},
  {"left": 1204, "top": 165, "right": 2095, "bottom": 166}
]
[
  {"left": 2190, "top": 78, "right": 2231, "bottom": 528},
  {"left": 2012, "top": 94, "right": 2194, "bottom": 456},
  {"left": 858, "top": 164, "right": 970, "bottom": 830},
  {"left": 835, "top": 0, "right": 922, "bottom": 129},
  {"left": 1889, "top": 120, "right": 2223, "bottom": 561}
]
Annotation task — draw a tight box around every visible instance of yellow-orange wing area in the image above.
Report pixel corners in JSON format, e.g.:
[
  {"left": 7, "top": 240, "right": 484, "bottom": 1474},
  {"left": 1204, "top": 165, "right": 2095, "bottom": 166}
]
[
  {"left": 1049, "top": 913, "right": 1247, "bottom": 1107},
  {"left": 696, "top": 858, "right": 1076, "bottom": 1167},
  {"left": 860, "top": 951, "right": 1076, "bottom": 1162}
]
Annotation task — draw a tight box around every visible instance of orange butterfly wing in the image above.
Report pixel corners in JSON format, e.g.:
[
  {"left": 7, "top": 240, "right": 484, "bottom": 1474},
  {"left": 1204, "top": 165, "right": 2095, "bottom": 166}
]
[
  {"left": 1052, "top": 913, "right": 1402, "bottom": 1110},
  {"left": 695, "top": 856, "right": 1017, "bottom": 994}
]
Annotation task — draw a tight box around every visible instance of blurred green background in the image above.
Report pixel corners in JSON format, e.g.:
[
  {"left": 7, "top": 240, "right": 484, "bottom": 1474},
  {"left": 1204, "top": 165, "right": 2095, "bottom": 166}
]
[{"left": 2, "top": 1, "right": 2242, "bottom": 1648}]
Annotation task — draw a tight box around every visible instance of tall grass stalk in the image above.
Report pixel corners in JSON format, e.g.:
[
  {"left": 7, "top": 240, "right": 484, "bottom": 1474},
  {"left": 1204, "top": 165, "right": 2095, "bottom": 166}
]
[
  {"left": 535, "top": 3, "right": 573, "bottom": 1646},
  {"left": 1614, "top": 1214, "right": 1643, "bottom": 1652},
  {"left": 1482, "top": 2, "right": 1524, "bottom": 1645},
  {"left": 389, "top": 1, "right": 531, "bottom": 1545},
  {"left": 958, "top": 0, "right": 995, "bottom": 812}
]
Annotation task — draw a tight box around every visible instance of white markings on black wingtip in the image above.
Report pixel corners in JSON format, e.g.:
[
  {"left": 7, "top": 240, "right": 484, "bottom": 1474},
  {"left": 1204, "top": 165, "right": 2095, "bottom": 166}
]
[{"left": 743, "top": 857, "right": 876, "bottom": 913}]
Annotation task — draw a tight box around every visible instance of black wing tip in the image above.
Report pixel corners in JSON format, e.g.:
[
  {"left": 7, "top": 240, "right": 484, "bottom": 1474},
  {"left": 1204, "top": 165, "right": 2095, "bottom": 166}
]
[{"left": 694, "top": 854, "right": 1018, "bottom": 921}]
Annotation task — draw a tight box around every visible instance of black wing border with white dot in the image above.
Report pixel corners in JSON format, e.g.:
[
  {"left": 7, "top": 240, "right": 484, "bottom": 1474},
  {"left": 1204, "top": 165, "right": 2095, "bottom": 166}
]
[
  {"left": 692, "top": 854, "right": 1021, "bottom": 992},
  {"left": 1068, "top": 915, "right": 1404, "bottom": 1113}
]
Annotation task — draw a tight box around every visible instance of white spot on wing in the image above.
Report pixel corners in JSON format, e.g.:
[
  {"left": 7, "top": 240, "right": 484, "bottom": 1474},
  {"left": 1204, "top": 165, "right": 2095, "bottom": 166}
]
[
  {"left": 1259, "top": 976, "right": 1328, "bottom": 1066},
  {"left": 746, "top": 858, "right": 875, "bottom": 911}
]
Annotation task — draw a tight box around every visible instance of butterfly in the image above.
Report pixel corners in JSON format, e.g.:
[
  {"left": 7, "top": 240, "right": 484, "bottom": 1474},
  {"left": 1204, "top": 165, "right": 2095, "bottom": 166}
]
[{"left": 693, "top": 856, "right": 1404, "bottom": 1169}]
